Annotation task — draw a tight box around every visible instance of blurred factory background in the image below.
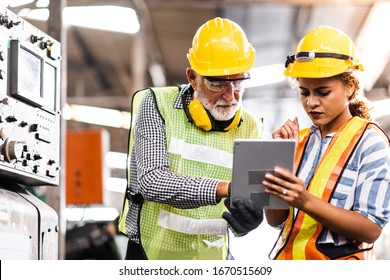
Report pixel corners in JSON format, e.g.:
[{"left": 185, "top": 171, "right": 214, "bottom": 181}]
[{"left": 2, "top": 0, "right": 390, "bottom": 260}]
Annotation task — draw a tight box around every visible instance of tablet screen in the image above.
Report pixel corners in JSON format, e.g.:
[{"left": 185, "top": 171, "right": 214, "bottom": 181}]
[{"left": 230, "top": 139, "right": 296, "bottom": 209}]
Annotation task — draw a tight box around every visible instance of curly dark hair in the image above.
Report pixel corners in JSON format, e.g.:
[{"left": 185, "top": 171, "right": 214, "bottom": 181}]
[{"left": 335, "top": 72, "right": 372, "bottom": 121}]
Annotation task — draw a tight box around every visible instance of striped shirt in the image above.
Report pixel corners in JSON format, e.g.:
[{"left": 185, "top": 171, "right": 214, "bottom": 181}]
[{"left": 297, "top": 125, "right": 390, "bottom": 245}]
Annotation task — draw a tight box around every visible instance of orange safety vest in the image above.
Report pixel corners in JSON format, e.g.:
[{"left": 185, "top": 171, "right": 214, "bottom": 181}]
[{"left": 270, "top": 117, "right": 390, "bottom": 260}]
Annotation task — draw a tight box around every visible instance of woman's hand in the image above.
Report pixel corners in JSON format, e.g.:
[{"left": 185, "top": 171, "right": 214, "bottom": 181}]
[
  {"left": 263, "top": 166, "right": 309, "bottom": 210},
  {"left": 263, "top": 166, "right": 382, "bottom": 243},
  {"left": 272, "top": 116, "right": 299, "bottom": 142}
]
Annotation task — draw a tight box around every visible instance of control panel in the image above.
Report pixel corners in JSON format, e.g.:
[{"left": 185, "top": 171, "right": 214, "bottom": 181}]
[{"left": 0, "top": 5, "right": 61, "bottom": 186}]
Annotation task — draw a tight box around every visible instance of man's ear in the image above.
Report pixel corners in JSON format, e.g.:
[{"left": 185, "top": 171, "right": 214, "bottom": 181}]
[{"left": 186, "top": 67, "right": 198, "bottom": 88}]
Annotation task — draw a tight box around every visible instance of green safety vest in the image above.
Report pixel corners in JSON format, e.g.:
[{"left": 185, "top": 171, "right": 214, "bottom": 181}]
[{"left": 119, "top": 86, "right": 261, "bottom": 260}]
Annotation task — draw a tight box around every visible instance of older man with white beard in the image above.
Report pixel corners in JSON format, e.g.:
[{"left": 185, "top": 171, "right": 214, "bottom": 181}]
[{"left": 118, "top": 17, "right": 264, "bottom": 260}]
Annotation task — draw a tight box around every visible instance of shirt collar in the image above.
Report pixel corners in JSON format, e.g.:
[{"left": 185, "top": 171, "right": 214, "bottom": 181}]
[
  {"left": 174, "top": 83, "right": 193, "bottom": 109},
  {"left": 310, "top": 124, "right": 336, "bottom": 138}
]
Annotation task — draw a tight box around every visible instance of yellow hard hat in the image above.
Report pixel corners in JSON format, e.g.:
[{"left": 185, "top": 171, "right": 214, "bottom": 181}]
[
  {"left": 187, "top": 17, "right": 256, "bottom": 76},
  {"left": 284, "top": 25, "right": 364, "bottom": 78}
]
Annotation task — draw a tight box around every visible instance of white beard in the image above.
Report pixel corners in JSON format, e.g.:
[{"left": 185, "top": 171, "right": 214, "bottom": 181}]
[{"left": 195, "top": 86, "right": 242, "bottom": 121}]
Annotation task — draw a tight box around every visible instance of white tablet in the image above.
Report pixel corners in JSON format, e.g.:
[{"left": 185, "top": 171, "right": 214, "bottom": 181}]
[{"left": 230, "top": 139, "right": 296, "bottom": 209}]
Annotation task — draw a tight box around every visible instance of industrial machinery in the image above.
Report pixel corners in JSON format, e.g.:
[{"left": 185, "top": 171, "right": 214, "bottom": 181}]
[{"left": 0, "top": 5, "right": 61, "bottom": 260}]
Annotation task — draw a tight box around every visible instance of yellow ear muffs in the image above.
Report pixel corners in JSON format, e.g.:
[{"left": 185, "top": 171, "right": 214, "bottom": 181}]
[
  {"left": 224, "top": 107, "right": 242, "bottom": 131},
  {"left": 188, "top": 99, "right": 213, "bottom": 131},
  {"left": 188, "top": 99, "right": 242, "bottom": 131}
]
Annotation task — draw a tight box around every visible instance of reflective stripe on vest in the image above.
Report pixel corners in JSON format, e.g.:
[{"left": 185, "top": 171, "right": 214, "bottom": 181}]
[
  {"left": 168, "top": 137, "right": 233, "bottom": 169},
  {"left": 158, "top": 209, "right": 227, "bottom": 235},
  {"left": 272, "top": 117, "right": 382, "bottom": 260}
]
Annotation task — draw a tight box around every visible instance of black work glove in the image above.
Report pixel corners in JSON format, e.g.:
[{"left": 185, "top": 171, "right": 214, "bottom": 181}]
[{"left": 222, "top": 197, "right": 264, "bottom": 237}]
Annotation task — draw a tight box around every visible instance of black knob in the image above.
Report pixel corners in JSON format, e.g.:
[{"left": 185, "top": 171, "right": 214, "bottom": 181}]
[
  {"left": 31, "top": 35, "right": 44, "bottom": 43},
  {"left": 33, "top": 154, "right": 42, "bottom": 160},
  {"left": 30, "top": 124, "right": 39, "bottom": 132},
  {"left": 33, "top": 165, "right": 40, "bottom": 173},
  {"left": 6, "top": 116, "right": 17, "bottom": 122},
  {"left": 7, "top": 20, "right": 20, "bottom": 29}
]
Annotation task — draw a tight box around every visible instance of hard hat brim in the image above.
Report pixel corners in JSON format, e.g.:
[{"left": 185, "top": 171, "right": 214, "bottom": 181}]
[{"left": 283, "top": 57, "right": 362, "bottom": 78}]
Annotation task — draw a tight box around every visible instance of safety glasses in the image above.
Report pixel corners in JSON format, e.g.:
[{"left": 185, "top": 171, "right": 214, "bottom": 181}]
[{"left": 202, "top": 72, "right": 251, "bottom": 93}]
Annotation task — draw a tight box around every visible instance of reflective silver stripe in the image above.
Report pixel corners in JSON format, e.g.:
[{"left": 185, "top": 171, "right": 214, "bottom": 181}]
[
  {"left": 168, "top": 137, "right": 233, "bottom": 169},
  {"left": 157, "top": 209, "right": 227, "bottom": 235}
]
